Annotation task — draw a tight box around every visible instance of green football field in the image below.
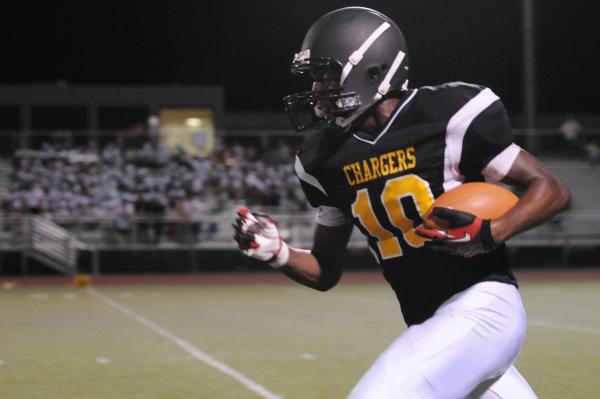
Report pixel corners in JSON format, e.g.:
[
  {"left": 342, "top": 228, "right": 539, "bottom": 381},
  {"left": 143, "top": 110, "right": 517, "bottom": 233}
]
[{"left": 1, "top": 275, "right": 599, "bottom": 398}]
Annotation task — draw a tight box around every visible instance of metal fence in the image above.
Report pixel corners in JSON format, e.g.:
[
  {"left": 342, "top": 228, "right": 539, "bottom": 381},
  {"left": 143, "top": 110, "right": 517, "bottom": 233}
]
[
  {"left": 1, "top": 127, "right": 599, "bottom": 273},
  {"left": 1, "top": 210, "right": 599, "bottom": 274}
]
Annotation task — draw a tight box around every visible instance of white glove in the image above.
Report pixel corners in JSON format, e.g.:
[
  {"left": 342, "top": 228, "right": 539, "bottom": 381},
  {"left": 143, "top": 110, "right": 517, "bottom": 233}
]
[{"left": 233, "top": 208, "right": 290, "bottom": 268}]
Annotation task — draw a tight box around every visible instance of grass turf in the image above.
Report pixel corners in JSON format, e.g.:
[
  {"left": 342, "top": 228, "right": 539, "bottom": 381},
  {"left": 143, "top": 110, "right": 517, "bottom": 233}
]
[{"left": 0, "top": 278, "right": 599, "bottom": 398}]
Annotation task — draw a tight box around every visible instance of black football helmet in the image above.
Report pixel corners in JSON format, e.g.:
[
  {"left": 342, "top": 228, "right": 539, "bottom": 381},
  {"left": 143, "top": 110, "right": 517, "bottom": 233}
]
[{"left": 283, "top": 7, "right": 410, "bottom": 131}]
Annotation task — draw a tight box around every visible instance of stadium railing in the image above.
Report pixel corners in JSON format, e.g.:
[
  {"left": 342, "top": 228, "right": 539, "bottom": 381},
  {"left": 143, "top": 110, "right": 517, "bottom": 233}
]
[
  {"left": 1, "top": 210, "right": 599, "bottom": 274},
  {"left": 1, "top": 127, "right": 599, "bottom": 273}
]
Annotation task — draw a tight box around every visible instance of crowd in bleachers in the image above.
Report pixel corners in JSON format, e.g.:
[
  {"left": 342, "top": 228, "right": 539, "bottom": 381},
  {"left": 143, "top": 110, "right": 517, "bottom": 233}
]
[
  {"left": 1, "top": 139, "right": 308, "bottom": 242},
  {"left": 558, "top": 115, "right": 600, "bottom": 165}
]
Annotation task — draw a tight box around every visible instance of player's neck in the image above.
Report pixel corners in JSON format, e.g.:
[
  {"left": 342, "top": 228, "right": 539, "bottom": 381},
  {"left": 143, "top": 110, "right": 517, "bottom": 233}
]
[{"left": 357, "top": 97, "right": 401, "bottom": 135}]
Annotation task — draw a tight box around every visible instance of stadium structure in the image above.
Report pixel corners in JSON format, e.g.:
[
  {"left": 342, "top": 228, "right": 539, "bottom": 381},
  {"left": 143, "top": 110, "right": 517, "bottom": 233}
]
[{"left": 0, "top": 83, "right": 599, "bottom": 276}]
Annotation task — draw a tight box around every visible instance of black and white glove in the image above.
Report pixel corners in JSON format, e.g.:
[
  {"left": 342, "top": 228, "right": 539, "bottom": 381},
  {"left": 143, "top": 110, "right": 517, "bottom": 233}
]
[
  {"left": 415, "top": 207, "right": 499, "bottom": 258},
  {"left": 233, "top": 208, "right": 290, "bottom": 268}
]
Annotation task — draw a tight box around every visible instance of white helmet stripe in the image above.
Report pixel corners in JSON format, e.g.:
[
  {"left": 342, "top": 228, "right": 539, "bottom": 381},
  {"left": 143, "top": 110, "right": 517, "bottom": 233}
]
[
  {"left": 374, "top": 50, "right": 406, "bottom": 100},
  {"left": 340, "top": 21, "right": 391, "bottom": 85}
]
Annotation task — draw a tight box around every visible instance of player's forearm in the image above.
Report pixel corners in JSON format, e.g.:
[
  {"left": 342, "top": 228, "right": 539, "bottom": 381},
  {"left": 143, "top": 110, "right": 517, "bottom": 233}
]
[
  {"left": 284, "top": 246, "right": 322, "bottom": 280},
  {"left": 279, "top": 246, "right": 341, "bottom": 291},
  {"left": 234, "top": 209, "right": 348, "bottom": 291},
  {"left": 491, "top": 174, "right": 570, "bottom": 243}
]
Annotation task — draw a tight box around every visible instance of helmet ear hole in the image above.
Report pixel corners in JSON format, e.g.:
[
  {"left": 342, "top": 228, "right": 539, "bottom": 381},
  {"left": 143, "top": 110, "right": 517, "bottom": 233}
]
[
  {"left": 381, "top": 64, "right": 388, "bottom": 72},
  {"left": 367, "top": 66, "right": 380, "bottom": 81}
]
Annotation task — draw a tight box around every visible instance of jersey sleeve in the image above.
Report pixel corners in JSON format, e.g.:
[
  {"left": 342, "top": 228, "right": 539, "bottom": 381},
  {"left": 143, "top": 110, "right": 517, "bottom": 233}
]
[
  {"left": 294, "top": 154, "right": 330, "bottom": 208},
  {"left": 481, "top": 143, "right": 522, "bottom": 181},
  {"left": 455, "top": 92, "right": 520, "bottom": 181},
  {"left": 316, "top": 205, "right": 350, "bottom": 226}
]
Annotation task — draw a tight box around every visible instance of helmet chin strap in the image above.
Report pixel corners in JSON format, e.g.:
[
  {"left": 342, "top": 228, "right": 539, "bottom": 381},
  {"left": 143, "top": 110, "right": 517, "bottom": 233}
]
[
  {"left": 334, "top": 86, "right": 404, "bottom": 131},
  {"left": 334, "top": 109, "right": 365, "bottom": 130}
]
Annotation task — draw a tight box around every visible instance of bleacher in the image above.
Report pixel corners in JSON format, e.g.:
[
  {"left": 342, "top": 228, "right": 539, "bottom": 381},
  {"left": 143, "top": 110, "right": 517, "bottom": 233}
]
[
  {"left": 508, "top": 159, "right": 600, "bottom": 258},
  {"left": 1, "top": 136, "right": 599, "bottom": 273},
  {"left": 542, "top": 159, "right": 600, "bottom": 210}
]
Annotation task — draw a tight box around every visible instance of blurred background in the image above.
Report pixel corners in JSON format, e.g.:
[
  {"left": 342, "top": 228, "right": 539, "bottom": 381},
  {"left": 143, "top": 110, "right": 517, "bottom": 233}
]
[
  {"left": 1, "top": 2, "right": 600, "bottom": 399},
  {"left": 0, "top": 0, "right": 599, "bottom": 274}
]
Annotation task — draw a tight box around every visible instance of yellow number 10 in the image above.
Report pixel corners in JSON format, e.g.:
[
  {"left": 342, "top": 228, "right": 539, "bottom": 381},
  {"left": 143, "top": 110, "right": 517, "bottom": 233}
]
[{"left": 351, "top": 174, "right": 435, "bottom": 259}]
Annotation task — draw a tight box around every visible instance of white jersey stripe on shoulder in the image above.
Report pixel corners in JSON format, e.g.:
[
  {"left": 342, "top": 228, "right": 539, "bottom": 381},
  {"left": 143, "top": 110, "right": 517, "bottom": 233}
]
[
  {"left": 443, "top": 88, "right": 499, "bottom": 191},
  {"left": 295, "top": 155, "right": 328, "bottom": 196},
  {"left": 483, "top": 143, "right": 522, "bottom": 181}
]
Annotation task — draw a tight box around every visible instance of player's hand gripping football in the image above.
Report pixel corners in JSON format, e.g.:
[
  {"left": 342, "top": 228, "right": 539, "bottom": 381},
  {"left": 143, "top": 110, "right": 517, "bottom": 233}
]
[
  {"left": 233, "top": 208, "right": 290, "bottom": 268},
  {"left": 415, "top": 207, "right": 499, "bottom": 257}
]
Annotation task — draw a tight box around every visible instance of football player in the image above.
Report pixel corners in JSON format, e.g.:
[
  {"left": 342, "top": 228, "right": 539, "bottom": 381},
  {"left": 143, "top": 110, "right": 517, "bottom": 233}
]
[{"left": 234, "top": 7, "right": 569, "bottom": 398}]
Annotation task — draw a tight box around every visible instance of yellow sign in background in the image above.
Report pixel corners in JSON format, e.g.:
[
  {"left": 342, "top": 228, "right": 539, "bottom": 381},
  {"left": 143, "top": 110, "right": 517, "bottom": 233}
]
[{"left": 159, "top": 108, "right": 214, "bottom": 157}]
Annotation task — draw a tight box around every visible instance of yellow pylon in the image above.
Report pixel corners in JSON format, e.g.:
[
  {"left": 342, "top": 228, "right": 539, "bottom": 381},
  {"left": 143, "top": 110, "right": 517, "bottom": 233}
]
[{"left": 73, "top": 274, "right": 92, "bottom": 288}]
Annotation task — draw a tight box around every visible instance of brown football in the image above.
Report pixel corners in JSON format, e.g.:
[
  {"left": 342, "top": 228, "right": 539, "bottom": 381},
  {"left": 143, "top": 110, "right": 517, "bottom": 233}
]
[{"left": 425, "top": 182, "right": 518, "bottom": 226}]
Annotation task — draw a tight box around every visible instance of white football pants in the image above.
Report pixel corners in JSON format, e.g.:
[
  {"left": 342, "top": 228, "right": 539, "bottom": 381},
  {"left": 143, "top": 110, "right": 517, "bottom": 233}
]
[{"left": 347, "top": 281, "right": 537, "bottom": 399}]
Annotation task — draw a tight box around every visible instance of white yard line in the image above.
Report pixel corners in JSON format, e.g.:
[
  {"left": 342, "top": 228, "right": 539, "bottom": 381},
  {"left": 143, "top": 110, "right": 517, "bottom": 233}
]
[
  {"left": 529, "top": 319, "right": 600, "bottom": 335},
  {"left": 87, "top": 288, "right": 282, "bottom": 399},
  {"left": 300, "top": 352, "right": 318, "bottom": 360}
]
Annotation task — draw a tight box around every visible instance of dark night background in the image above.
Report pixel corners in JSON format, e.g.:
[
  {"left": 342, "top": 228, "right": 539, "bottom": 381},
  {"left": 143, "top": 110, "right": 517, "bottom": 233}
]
[{"left": 3, "top": 0, "right": 599, "bottom": 116}]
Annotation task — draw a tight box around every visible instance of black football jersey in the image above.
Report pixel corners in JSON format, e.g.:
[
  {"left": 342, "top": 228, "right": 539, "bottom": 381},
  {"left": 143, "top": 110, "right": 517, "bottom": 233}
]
[{"left": 295, "top": 82, "right": 519, "bottom": 326}]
